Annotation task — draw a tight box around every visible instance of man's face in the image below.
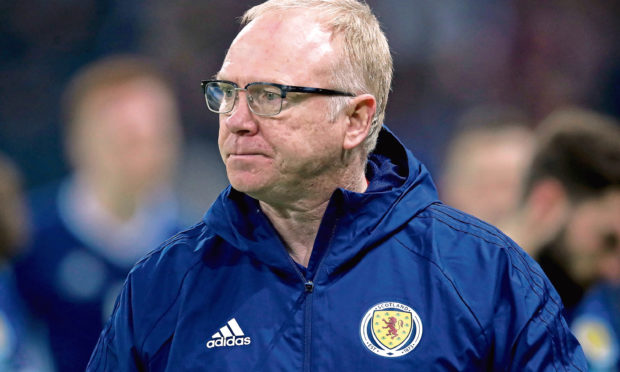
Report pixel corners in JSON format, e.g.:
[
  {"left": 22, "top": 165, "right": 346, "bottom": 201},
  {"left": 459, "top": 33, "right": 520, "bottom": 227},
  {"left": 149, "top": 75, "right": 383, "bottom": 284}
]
[
  {"left": 216, "top": 11, "right": 350, "bottom": 203},
  {"left": 563, "top": 189, "right": 620, "bottom": 283},
  {"left": 73, "top": 79, "right": 180, "bottom": 193},
  {"left": 441, "top": 133, "right": 533, "bottom": 227}
]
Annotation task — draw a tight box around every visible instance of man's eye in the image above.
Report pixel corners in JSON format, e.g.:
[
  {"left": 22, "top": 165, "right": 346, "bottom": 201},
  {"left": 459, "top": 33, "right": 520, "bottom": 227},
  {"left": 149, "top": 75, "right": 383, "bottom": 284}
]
[
  {"left": 223, "top": 88, "right": 235, "bottom": 98},
  {"left": 263, "top": 90, "right": 279, "bottom": 101}
]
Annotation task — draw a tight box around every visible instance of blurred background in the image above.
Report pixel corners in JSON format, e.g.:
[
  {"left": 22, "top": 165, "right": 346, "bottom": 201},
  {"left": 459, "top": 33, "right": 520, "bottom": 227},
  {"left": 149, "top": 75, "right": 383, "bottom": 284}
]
[{"left": 1, "top": 0, "right": 619, "bottom": 223}]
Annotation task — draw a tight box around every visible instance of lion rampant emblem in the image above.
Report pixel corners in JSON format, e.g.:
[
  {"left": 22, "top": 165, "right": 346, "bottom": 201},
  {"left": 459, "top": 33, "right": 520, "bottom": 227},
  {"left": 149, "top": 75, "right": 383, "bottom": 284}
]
[{"left": 382, "top": 316, "right": 404, "bottom": 339}]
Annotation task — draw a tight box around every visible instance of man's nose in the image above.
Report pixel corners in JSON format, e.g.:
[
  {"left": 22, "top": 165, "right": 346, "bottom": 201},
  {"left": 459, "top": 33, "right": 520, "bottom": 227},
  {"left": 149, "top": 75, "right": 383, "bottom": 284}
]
[{"left": 223, "top": 91, "right": 258, "bottom": 135}]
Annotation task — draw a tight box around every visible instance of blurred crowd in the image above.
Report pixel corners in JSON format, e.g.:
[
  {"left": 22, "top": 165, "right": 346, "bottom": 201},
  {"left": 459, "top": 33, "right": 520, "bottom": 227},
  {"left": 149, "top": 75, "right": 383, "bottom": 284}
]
[{"left": 0, "top": 0, "right": 619, "bottom": 371}]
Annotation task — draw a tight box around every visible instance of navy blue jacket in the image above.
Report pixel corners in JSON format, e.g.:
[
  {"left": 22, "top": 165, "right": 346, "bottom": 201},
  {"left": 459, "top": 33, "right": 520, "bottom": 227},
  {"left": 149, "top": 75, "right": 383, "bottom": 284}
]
[{"left": 88, "top": 128, "right": 587, "bottom": 371}]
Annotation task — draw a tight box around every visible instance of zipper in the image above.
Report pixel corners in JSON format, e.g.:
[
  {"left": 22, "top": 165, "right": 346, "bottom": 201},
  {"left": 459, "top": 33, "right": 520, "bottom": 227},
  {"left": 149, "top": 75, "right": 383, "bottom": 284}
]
[
  {"left": 284, "top": 252, "right": 313, "bottom": 290},
  {"left": 303, "top": 284, "right": 314, "bottom": 372},
  {"left": 282, "top": 210, "right": 340, "bottom": 372},
  {"left": 283, "top": 254, "right": 314, "bottom": 372}
]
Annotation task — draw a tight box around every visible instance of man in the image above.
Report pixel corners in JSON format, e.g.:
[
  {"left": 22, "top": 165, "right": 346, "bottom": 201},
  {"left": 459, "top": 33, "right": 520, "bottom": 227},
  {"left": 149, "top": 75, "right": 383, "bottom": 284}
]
[
  {"left": 502, "top": 108, "right": 620, "bottom": 312},
  {"left": 440, "top": 105, "right": 534, "bottom": 228},
  {"left": 14, "top": 56, "right": 183, "bottom": 372},
  {"left": 501, "top": 108, "right": 620, "bottom": 370},
  {"left": 0, "top": 154, "right": 33, "bottom": 371},
  {"left": 88, "top": 1, "right": 586, "bottom": 370}
]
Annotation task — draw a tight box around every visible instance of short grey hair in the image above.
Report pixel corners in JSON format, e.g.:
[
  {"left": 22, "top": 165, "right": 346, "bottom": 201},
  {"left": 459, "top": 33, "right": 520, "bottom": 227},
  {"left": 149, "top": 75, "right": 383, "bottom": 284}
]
[{"left": 241, "top": 0, "right": 393, "bottom": 155}]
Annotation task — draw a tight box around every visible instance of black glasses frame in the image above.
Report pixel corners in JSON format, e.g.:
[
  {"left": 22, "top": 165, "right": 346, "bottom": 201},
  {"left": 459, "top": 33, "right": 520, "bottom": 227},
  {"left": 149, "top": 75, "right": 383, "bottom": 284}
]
[{"left": 201, "top": 79, "right": 355, "bottom": 116}]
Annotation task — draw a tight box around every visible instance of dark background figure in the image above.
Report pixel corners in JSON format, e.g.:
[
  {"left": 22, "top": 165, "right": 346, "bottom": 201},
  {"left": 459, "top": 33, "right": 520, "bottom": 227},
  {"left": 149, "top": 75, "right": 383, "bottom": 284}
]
[
  {"left": 503, "top": 108, "right": 620, "bottom": 317},
  {"left": 0, "top": 153, "right": 36, "bottom": 371},
  {"left": 438, "top": 104, "right": 534, "bottom": 229},
  {"left": 12, "top": 56, "right": 184, "bottom": 372},
  {"left": 505, "top": 108, "right": 620, "bottom": 371},
  {"left": 572, "top": 281, "right": 620, "bottom": 371}
]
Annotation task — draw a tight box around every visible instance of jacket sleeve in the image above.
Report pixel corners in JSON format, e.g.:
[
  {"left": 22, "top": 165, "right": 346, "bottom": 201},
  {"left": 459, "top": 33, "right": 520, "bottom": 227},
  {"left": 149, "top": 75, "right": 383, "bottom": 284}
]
[
  {"left": 494, "top": 247, "right": 588, "bottom": 371},
  {"left": 86, "top": 238, "right": 190, "bottom": 371},
  {"left": 507, "top": 296, "right": 587, "bottom": 371},
  {"left": 86, "top": 274, "right": 144, "bottom": 372},
  {"left": 425, "top": 206, "right": 587, "bottom": 370}
]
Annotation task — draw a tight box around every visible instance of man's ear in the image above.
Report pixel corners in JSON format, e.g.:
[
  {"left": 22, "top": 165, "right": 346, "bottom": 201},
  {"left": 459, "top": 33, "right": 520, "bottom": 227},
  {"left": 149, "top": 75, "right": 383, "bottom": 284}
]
[
  {"left": 528, "top": 178, "right": 569, "bottom": 223},
  {"left": 525, "top": 178, "right": 571, "bottom": 247},
  {"left": 343, "top": 94, "right": 376, "bottom": 150}
]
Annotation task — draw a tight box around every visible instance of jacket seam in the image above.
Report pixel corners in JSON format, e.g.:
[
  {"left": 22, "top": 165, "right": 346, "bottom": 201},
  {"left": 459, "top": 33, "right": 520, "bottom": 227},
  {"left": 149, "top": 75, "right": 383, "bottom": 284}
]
[
  {"left": 393, "top": 235, "right": 490, "bottom": 346},
  {"left": 420, "top": 209, "right": 583, "bottom": 371},
  {"left": 428, "top": 205, "right": 564, "bottom": 311},
  {"left": 514, "top": 315, "right": 561, "bottom": 372},
  {"left": 138, "top": 256, "right": 203, "bottom": 356},
  {"left": 429, "top": 206, "right": 554, "bottom": 285},
  {"left": 135, "top": 231, "right": 211, "bottom": 358},
  {"left": 132, "top": 221, "right": 206, "bottom": 269},
  {"left": 423, "top": 213, "right": 564, "bottom": 329},
  {"left": 426, "top": 212, "right": 559, "bottom": 315}
]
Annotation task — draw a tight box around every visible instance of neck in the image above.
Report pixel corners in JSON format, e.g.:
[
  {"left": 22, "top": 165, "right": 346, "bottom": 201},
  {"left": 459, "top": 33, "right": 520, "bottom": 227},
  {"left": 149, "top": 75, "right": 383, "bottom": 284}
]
[
  {"left": 78, "top": 173, "right": 146, "bottom": 221},
  {"left": 259, "top": 169, "right": 367, "bottom": 267}
]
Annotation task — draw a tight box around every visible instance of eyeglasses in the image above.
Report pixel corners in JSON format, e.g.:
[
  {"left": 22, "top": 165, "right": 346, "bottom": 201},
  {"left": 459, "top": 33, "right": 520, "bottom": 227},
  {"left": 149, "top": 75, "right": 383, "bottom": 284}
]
[{"left": 201, "top": 80, "right": 355, "bottom": 117}]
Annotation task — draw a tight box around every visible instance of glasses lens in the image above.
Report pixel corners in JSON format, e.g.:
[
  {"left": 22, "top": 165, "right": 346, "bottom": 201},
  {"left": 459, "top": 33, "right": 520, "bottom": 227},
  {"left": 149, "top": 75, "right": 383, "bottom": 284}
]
[
  {"left": 205, "top": 82, "right": 236, "bottom": 113},
  {"left": 247, "top": 84, "right": 283, "bottom": 116}
]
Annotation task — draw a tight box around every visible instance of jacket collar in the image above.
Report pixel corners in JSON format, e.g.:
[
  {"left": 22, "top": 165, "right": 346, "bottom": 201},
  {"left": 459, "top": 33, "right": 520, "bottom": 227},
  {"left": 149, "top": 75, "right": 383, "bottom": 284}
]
[{"left": 203, "top": 126, "right": 439, "bottom": 276}]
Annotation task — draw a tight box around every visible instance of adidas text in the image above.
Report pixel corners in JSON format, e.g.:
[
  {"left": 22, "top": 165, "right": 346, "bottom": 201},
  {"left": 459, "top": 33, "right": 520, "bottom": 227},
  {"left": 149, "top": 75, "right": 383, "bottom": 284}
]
[{"left": 206, "top": 336, "right": 251, "bottom": 348}]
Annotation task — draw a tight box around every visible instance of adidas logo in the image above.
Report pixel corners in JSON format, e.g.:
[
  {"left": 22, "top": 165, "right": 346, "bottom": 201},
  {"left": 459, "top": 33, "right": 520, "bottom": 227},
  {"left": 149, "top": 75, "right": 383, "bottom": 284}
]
[{"left": 206, "top": 318, "right": 251, "bottom": 348}]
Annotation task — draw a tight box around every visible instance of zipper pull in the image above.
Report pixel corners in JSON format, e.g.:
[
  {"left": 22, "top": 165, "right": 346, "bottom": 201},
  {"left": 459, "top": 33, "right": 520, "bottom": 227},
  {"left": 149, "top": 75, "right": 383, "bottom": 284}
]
[{"left": 304, "top": 281, "right": 314, "bottom": 293}]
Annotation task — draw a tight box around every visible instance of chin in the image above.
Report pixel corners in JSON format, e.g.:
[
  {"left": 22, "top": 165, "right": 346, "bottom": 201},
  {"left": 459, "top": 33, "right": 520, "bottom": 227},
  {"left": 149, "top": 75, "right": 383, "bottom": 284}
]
[{"left": 228, "top": 173, "right": 270, "bottom": 195}]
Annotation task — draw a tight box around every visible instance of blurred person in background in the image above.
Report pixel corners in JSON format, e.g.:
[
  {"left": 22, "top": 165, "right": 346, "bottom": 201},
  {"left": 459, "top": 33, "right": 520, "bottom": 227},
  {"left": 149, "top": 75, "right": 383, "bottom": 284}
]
[
  {"left": 502, "top": 108, "right": 620, "bottom": 321},
  {"left": 557, "top": 113, "right": 620, "bottom": 372},
  {"left": 0, "top": 154, "right": 53, "bottom": 371},
  {"left": 13, "top": 56, "right": 183, "bottom": 372},
  {"left": 0, "top": 154, "right": 31, "bottom": 370},
  {"left": 572, "top": 259, "right": 620, "bottom": 371},
  {"left": 439, "top": 105, "right": 534, "bottom": 229}
]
